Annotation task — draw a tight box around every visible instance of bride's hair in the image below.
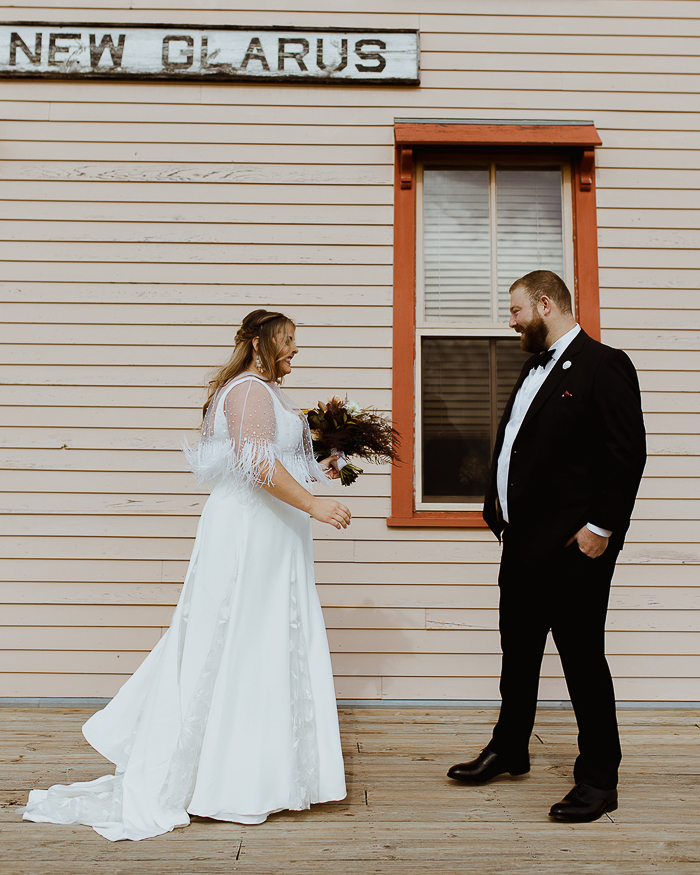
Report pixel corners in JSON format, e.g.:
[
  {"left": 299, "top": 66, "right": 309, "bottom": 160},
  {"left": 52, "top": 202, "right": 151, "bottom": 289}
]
[{"left": 202, "top": 309, "right": 295, "bottom": 420}]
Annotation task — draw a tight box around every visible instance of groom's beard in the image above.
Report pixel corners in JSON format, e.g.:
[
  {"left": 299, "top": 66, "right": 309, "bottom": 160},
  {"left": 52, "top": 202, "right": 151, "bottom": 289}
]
[{"left": 519, "top": 312, "right": 549, "bottom": 354}]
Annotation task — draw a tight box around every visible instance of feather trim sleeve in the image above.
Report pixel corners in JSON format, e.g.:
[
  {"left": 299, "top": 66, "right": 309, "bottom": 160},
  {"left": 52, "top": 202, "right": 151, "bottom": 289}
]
[
  {"left": 183, "top": 377, "right": 280, "bottom": 489},
  {"left": 184, "top": 376, "right": 336, "bottom": 491},
  {"left": 182, "top": 435, "right": 280, "bottom": 489}
]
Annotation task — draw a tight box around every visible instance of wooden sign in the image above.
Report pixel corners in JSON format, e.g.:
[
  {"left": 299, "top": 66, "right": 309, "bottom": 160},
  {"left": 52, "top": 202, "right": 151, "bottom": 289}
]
[{"left": 0, "top": 23, "right": 420, "bottom": 84}]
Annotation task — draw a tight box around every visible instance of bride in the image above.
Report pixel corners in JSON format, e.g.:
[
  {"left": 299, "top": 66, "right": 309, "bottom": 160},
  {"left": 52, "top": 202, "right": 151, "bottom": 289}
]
[{"left": 23, "top": 309, "right": 351, "bottom": 841}]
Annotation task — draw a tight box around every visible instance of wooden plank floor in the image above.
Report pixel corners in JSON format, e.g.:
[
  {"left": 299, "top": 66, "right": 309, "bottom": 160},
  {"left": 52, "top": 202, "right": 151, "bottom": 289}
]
[{"left": 1, "top": 707, "right": 698, "bottom": 874}]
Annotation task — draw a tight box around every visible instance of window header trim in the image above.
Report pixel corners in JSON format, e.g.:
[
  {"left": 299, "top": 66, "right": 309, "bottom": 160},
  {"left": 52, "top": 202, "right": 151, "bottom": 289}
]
[{"left": 395, "top": 121, "right": 602, "bottom": 149}]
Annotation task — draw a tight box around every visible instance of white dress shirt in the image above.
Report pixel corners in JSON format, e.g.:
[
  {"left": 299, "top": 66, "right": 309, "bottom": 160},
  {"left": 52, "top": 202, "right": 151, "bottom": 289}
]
[{"left": 496, "top": 323, "right": 611, "bottom": 538}]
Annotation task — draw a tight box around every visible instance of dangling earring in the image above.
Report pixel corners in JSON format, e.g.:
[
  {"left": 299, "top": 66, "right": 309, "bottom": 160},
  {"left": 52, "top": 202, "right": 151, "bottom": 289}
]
[{"left": 255, "top": 354, "right": 264, "bottom": 375}]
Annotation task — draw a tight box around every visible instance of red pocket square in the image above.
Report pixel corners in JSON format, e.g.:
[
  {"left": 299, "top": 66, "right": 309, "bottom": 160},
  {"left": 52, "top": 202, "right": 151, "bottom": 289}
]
[{"left": 562, "top": 390, "right": 573, "bottom": 397}]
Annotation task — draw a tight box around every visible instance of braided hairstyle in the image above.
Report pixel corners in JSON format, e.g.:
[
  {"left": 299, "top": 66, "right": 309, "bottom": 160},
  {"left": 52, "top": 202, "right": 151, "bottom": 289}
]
[{"left": 202, "top": 309, "right": 295, "bottom": 420}]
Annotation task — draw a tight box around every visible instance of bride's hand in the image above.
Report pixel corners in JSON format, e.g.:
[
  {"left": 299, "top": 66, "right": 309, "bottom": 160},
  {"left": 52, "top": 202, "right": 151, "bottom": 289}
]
[
  {"left": 310, "top": 498, "right": 351, "bottom": 529},
  {"left": 320, "top": 455, "right": 342, "bottom": 480}
]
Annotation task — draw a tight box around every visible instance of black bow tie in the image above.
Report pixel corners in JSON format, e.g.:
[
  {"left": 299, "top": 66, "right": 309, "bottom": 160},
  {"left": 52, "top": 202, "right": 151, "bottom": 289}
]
[{"left": 530, "top": 348, "right": 555, "bottom": 371}]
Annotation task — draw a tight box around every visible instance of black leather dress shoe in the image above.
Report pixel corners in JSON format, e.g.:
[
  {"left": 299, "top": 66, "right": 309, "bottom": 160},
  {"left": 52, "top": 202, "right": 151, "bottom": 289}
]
[
  {"left": 549, "top": 783, "right": 618, "bottom": 822},
  {"left": 447, "top": 749, "right": 530, "bottom": 784}
]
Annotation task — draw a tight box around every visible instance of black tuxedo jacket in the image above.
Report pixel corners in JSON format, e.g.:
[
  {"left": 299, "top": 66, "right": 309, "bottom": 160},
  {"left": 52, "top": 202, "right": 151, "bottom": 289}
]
[{"left": 483, "top": 330, "right": 646, "bottom": 560}]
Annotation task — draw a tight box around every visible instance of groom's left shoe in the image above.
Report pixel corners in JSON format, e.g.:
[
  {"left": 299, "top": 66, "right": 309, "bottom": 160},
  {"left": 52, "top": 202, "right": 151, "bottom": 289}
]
[{"left": 549, "top": 783, "right": 618, "bottom": 823}]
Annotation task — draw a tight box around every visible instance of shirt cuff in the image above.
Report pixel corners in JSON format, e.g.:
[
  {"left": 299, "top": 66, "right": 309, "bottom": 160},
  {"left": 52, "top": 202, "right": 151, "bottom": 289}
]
[{"left": 586, "top": 522, "right": 612, "bottom": 538}]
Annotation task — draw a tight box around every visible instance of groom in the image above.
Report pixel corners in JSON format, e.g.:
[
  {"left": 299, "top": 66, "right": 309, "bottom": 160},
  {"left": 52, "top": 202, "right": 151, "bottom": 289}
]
[{"left": 448, "top": 270, "right": 646, "bottom": 822}]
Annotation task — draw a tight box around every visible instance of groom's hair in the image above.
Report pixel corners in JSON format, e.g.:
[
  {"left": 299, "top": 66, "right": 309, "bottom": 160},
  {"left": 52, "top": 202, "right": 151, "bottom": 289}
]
[{"left": 510, "top": 270, "right": 573, "bottom": 315}]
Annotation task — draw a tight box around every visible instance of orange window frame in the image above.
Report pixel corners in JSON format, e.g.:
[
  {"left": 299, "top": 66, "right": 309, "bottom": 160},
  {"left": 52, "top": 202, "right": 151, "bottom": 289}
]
[{"left": 388, "top": 121, "right": 603, "bottom": 528}]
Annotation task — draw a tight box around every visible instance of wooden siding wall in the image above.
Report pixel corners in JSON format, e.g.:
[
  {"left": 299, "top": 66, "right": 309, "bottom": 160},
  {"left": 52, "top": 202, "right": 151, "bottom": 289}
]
[{"left": 1, "top": 0, "right": 698, "bottom": 701}]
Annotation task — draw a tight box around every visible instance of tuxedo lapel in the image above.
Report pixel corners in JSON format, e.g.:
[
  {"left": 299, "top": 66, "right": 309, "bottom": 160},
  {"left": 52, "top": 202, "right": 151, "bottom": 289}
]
[{"left": 520, "top": 330, "right": 589, "bottom": 431}]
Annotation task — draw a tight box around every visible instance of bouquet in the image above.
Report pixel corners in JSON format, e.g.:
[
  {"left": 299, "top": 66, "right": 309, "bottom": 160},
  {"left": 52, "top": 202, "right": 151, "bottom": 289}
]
[{"left": 305, "top": 396, "right": 400, "bottom": 486}]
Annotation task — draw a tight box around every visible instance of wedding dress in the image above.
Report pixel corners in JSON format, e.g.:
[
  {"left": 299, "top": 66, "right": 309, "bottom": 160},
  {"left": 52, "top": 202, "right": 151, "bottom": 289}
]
[{"left": 23, "top": 374, "right": 346, "bottom": 841}]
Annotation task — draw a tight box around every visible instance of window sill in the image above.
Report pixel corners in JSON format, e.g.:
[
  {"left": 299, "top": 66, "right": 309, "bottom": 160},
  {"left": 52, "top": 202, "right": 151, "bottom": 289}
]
[{"left": 386, "top": 512, "right": 489, "bottom": 528}]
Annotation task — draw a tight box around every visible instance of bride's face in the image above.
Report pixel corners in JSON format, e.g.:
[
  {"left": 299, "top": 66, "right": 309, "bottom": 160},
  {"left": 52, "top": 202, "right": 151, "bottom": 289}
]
[{"left": 276, "top": 325, "right": 298, "bottom": 378}]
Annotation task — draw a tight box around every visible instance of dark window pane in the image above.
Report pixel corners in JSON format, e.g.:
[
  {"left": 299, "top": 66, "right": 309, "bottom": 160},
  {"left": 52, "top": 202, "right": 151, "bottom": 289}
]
[{"left": 421, "top": 336, "right": 528, "bottom": 503}]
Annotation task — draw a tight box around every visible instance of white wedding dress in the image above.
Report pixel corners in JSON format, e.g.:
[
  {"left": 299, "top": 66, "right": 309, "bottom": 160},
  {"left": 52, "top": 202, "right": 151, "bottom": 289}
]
[{"left": 23, "top": 374, "right": 346, "bottom": 841}]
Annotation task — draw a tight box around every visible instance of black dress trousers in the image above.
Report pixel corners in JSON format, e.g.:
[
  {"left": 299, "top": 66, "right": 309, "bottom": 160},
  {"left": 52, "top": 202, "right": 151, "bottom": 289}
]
[{"left": 489, "top": 530, "right": 622, "bottom": 791}]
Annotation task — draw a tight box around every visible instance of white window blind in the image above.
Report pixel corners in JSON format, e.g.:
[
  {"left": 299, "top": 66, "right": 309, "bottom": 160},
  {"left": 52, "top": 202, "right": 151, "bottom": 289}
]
[
  {"left": 423, "top": 164, "right": 564, "bottom": 324},
  {"left": 496, "top": 168, "right": 565, "bottom": 321},
  {"left": 423, "top": 167, "right": 491, "bottom": 322}
]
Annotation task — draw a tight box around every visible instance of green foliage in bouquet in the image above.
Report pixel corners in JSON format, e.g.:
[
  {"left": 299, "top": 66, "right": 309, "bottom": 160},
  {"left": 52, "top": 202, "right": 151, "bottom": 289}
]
[{"left": 305, "top": 396, "right": 400, "bottom": 486}]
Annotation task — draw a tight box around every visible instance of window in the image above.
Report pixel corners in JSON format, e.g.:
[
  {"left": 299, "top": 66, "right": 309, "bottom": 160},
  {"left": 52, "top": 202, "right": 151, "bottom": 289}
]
[
  {"left": 417, "top": 160, "right": 573, "bottom": 510},
  {"left": 388, "top": 121, "right": 602, "bottom": 527}
]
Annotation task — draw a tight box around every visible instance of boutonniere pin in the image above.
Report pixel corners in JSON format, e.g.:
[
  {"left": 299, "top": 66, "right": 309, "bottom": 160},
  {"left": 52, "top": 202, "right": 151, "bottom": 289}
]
[
  {"left": 562, "top": 390, "right": 573, "bottom": 398},
  {"left": 562, "top": 360, "right": 572, "bottom": 370}
]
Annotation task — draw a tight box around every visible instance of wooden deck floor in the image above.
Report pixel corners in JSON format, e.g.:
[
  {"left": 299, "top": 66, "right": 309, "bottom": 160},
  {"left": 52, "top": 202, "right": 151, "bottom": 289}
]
[{"left": 0, "top": 707, "right": 698, "bottom": 874}]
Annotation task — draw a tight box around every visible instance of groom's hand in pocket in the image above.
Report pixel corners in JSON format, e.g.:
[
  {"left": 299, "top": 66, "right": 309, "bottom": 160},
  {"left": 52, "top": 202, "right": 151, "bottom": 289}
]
[{"left": 565, "top": 526, "right": 609, "bottom": 558}]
